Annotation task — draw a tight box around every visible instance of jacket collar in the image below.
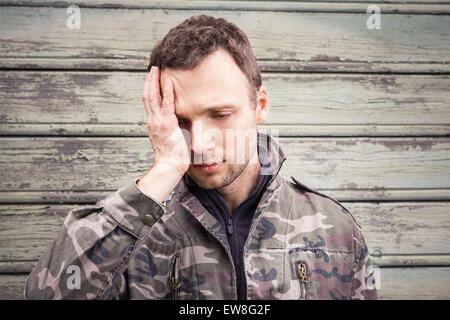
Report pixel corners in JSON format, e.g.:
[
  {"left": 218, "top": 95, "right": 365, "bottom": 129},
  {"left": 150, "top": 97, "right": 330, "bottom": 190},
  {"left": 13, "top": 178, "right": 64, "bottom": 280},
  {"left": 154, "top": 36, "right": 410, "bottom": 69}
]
[{"left": 258, "top": 130, "right": 287, "bottom": 189}]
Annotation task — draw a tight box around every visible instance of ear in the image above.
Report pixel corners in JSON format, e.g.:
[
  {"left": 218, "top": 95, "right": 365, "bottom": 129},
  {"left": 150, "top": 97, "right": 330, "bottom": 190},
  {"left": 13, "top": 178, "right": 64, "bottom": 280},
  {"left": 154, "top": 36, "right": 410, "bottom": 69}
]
[{"left": 255, "top": 85, "right": 269, "bottom": 125}]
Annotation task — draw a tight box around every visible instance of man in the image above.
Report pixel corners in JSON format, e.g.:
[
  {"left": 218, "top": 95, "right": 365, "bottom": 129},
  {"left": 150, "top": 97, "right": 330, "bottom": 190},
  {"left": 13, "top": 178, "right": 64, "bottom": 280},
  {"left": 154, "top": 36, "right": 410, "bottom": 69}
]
[{"left": 24, "top": 15, "right": 377, "bottom": 300}]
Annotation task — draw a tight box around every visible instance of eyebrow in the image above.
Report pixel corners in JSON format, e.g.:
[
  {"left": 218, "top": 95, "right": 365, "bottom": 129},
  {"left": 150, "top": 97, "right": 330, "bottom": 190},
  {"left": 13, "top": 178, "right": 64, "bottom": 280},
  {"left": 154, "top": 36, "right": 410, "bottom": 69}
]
[
  {"left": 206, "top": 104, "right": 239, "bottom": 111},
  {"left": 175, "top": 104, "right": 239, "bottom": 118}
]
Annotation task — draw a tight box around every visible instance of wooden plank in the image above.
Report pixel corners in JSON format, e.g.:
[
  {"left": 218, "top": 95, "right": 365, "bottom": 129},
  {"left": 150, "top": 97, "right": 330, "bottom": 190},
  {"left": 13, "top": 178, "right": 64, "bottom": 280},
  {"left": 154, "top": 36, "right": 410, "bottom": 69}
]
[
  {"left": 1, "top": 72, "right": 449, "bottom": 135},
  {"left": 0, "top": 262, "right": 38, "bottom": 274},
  {"left": 0, "top": 7, "right": 449, "bottom": 72},
  {"left": 349, "top": 202, "right": 450, "bottom": 257},
  {"left": 2, "top": 1, "right": 450, "bottom": 14},
  {"left": 378, "top": 267, "right": 450, "bottom": 299},
  {"left": 3, "top": 58, "right": 450, "bottom": 74},
  {"left": 0, "top": 137, "right": 449, "bottom": 191},
  {"left": 0, "top": 275, "right": 26, "bottom": 299},
  {"left": 258, "top": 61, "right": 450, "bottom": 74},
  {"left": 0, "top": 202, "right": 449, "bottom": 263},
  {"left": 0, "top": 191, "right": 113, "bottom": 204},
  {"left": 2, "top": 255, "right": 447, "bottom": 272},
  {"left": 280, "top": 137, "right": 450, "bottom": 190},
  {"left": 0, "top": 204, "right": 69, "bottom": 263},
  {"left": 372, "top": 255, "right": 450, "bottom": 267},
  {"left": 2, "top": 189, "right": 450, "bottom": 204},
  {"left": 2, "top": 255, "right": 448, "bottom": 274},
  {"left": 2, "top": 123, "right": 450, "bottom": 137},
  {"left": 2, "top": 267, "right": 450, "bottom": 299}
]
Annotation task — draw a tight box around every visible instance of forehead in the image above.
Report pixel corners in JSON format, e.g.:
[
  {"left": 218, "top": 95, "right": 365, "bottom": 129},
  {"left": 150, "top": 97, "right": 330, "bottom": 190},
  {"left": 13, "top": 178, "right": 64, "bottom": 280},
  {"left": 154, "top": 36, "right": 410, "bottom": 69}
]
[{"left": 160, "top": 48, "right": 251, "bottom": 115}]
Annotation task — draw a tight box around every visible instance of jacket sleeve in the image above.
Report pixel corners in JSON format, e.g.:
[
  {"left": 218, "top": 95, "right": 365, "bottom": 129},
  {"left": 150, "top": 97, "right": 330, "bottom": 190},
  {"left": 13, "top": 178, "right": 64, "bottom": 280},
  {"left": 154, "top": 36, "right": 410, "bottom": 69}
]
[
  {"left": 350, "top": 223, "right": 379, "bottom": 300},
  {"left": 24, "top": 178, "right": 167, "bottom": 300}
]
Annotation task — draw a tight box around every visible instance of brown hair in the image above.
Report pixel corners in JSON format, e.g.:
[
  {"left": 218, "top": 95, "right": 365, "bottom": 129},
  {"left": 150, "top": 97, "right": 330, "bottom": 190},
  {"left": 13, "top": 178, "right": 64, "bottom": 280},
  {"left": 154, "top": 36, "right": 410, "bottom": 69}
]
[{"left": 148, "top": 14, "right": 261, "bottom": 107}]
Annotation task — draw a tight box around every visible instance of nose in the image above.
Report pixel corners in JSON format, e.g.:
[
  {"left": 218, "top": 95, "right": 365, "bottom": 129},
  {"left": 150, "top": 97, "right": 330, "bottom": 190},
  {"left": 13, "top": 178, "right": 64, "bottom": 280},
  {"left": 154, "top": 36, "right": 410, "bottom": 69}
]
[{"left": 190, "top": 120, "right": 217, "bottom": 164}]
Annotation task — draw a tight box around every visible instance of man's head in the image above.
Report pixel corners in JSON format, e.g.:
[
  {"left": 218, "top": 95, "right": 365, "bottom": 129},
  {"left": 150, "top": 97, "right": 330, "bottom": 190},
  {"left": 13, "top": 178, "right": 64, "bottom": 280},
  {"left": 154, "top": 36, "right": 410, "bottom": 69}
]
[{"left": 148, "top": 15, "right": 270, "bottom": 189}]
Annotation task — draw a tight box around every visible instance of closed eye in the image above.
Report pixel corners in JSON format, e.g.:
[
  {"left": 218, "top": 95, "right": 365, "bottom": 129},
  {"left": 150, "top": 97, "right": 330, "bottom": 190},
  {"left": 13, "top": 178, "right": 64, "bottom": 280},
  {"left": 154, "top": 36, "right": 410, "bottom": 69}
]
[
  {"left": 214, "top": 114, "right": 231, "bottom": 119},
  {"left": 177, "top": 113, "right": 231, "bottom": 125}
]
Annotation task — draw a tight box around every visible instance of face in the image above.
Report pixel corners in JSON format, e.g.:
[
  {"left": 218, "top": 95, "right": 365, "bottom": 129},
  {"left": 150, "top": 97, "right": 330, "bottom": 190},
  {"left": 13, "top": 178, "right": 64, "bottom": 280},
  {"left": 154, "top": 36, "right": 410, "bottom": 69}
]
[{"left": 160, "top": 48, "right": 269, "bottom": 189}]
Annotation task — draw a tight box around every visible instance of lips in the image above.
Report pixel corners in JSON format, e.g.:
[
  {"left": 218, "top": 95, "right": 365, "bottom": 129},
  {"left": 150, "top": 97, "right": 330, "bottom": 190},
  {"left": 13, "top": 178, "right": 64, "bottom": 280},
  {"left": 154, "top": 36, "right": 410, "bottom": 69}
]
[
  {"left": 193, "top": 162, "right": 222, "bottom": 173},
  {"left": 195, "top": 162, "right": 217, "bottom": 166}
]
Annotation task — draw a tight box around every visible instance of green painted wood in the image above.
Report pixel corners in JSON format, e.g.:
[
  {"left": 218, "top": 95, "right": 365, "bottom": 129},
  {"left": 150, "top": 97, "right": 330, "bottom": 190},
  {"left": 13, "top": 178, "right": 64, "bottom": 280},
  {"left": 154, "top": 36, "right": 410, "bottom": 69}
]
[
  {"left": 3, "top": 58, "right": 450, "bottom": 73},
  {"left": 0, "top": 275, "right": 26, "bottom": 300},
  {"left": 372, "top": 255, "right": 450, "bottom": 267},
  {"left": 3, "top": 254, "right": 447, "bottom": 273},
  {"left": 2, "top": 189, "right": 450, "bottom": 204},
  {"left": 0, "top": 137, "right": 449, "bottom": 191},
  {"left": 3, "top": 267, "right": 450, "bottom": 299},
  {"left": 0, "top": 0, "right": 448, "bottom": 301},
  {"left": 2, "top": 123, "right": 450, "bottom": 137},
  {"left": 0, "top": 7, "right": 449, "bottom": 72},
  {"left": 1, "top": 72, "right": 449, "bottom": 136},
  {"left": 3, "top": 0, "right": 450, "bottom": 14},
  {"left": 350, "top": 202, "right": 450, "bottom": 257},
  {"left": 378, "top": 267, "right": 450, "bottom": 299},
  {"left": 0, "top": 201, "right": 449, "bottom": 264},
  {"left": 0, "top": 191, "right": 113, "bottom": 204},
  {"left": 0, "top": 262, "right": 38, "bottom": 274}
]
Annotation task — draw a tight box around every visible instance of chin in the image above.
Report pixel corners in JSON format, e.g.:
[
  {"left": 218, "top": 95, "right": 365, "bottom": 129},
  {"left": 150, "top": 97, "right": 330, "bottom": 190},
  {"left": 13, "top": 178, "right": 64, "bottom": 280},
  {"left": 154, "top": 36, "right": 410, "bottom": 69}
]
[
  {"left": 188, "top": 163, "right": 247, "bottom": 190},
  {"left": 186, "top": 169, "right": 221, "bottom": 189},
  {"left": 191, "top": 175, "right": 223, "bottom": 189}
]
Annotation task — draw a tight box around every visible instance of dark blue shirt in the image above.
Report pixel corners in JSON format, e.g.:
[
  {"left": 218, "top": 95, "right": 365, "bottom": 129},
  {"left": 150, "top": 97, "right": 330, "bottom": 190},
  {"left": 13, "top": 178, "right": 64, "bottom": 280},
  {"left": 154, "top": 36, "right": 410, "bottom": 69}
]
[{"left": 184, "top": 168, "right": 271, "bottom": 300}]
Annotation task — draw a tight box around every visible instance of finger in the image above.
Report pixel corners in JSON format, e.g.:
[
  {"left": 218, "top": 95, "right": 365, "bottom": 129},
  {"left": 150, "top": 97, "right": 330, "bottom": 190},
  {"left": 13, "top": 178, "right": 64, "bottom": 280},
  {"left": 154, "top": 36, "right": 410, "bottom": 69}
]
[
  {"left": 149, "top": 66, "right": 163, "bottom": 114},
  {"left": 161, "top": 78, "right": 175, "bottom": 115},
  {"left": 142, "top": 69, "right": 153, "bottom": 116}
]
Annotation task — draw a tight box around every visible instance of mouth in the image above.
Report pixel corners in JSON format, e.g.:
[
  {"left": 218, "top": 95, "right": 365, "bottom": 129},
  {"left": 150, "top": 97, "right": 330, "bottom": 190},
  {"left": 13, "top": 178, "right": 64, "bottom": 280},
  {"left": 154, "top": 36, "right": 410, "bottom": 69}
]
[{"left": 193, "top": 162, "right": 223, "bottom": 173}]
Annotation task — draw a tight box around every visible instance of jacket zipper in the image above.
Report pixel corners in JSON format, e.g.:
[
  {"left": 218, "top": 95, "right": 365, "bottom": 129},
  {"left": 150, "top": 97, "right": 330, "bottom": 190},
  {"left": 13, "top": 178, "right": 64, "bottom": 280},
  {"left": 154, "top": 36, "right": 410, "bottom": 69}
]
[
  {"left": 242, "top": 181, "right": 282, "bottom": 299},
  {"left": 179, "top": 199, "right": 238, "bottom": 299},
  {"left": 221, "top": 219, "right": 238, "bottom": 300},
  {"left": 224, "top": 216, "right": 240, "bottom": 300},
  {"left": 226, "top": 217, "right": 234, "bottom": 236},
  {"left": 296, "top": 261, "right": 310, "bottom": 300},
  {"left": 170, "top": 253, "right": 181, "bottom": 300}
]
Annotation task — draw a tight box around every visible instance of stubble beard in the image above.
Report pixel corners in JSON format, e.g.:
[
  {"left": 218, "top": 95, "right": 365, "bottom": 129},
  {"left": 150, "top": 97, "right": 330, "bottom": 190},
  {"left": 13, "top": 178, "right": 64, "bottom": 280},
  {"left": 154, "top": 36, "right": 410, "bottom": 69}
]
[
  {"left": 187, "top": 140, "right": 258, "bottom": 190},
  {"left": 186, "top": 160, "right": 248, "bottom": 190}
]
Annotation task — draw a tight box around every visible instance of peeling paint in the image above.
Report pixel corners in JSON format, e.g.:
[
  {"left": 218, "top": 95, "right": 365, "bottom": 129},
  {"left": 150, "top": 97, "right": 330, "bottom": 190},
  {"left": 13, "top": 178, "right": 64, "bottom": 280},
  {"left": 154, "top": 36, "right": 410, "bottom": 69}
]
[
  {"left": 309, "top": 54, "right": 342, "bottom": 62},
  {"left": 377, "top": 139, "right": 435, "bottom": 152},
  {"left": 343, "top": 182, "right": 358, "bottom": 189},
  {"left": 66, "top": 73, "right": 109, "bottom": 88},
  {"left": 335, "top": 140, "right": 358, "bottom": 146}
]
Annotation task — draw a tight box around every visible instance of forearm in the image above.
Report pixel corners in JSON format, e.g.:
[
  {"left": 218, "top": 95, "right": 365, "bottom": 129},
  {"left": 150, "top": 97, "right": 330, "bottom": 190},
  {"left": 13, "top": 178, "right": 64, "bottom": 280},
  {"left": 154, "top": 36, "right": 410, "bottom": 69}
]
[
  {"left": 25, "top": 179, "right": 167, "bottom": 300},
  {"left": 25, "top": 209, "right": 134, "bottom": 299}
]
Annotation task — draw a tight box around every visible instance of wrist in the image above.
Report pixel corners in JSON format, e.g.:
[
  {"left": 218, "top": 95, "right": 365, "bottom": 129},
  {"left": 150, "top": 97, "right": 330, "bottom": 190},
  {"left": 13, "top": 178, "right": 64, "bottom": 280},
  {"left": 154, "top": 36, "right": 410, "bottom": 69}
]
[
  {"left": 136, "top": 162, "right": 186, "bottom": 203},
  {"left": 152, "top": 161, "right": 187, "bottom": 178}
]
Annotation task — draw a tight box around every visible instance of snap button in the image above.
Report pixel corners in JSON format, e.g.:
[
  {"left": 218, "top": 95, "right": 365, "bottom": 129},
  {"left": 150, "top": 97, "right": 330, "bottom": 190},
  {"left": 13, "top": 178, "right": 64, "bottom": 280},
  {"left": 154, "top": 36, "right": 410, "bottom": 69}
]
[{"left": 142, "top": 214, "right": 156, "bottom": 226}]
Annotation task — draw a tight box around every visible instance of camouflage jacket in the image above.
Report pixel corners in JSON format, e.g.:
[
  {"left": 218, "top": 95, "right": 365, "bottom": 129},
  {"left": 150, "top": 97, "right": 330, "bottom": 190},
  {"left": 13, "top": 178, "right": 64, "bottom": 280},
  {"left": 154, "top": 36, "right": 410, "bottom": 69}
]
[{"left": 25, "top": 134, "right": 378, "bottom": 300}]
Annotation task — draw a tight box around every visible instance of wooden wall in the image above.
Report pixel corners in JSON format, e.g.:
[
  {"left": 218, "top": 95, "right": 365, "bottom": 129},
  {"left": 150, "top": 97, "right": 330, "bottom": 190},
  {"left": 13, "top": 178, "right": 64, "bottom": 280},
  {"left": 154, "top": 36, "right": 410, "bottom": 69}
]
[{"left": 0, "top": 0, "right": 449, "bottom": 299}]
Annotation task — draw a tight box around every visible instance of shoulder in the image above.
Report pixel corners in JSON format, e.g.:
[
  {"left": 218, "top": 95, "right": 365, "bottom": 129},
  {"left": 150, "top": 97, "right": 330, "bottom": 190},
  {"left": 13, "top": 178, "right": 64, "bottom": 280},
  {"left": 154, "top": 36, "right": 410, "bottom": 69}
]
[{"left": 283, "top": 176, "right": 362, "bottom": 230}]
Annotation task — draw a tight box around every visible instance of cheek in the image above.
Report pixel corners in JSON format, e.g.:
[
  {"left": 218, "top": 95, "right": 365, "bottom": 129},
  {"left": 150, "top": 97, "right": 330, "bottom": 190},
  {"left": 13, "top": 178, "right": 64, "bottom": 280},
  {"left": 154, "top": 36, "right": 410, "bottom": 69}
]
[
  {"left": 215, "top": 112, "right": 257, "bottom": 156},
  {"left": 235, "top": 111, "right": 256, "bottom": 127}
]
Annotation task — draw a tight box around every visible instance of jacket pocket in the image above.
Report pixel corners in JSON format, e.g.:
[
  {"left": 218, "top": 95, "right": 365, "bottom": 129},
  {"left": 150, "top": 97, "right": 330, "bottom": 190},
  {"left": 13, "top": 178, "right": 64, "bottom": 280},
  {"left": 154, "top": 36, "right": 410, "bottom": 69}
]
[
  {"left": 169, "top": 253, "right": 181, "bottom": 300},
  {"left": 295, "top": 260, "right": 310, "bottom": 300}
]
